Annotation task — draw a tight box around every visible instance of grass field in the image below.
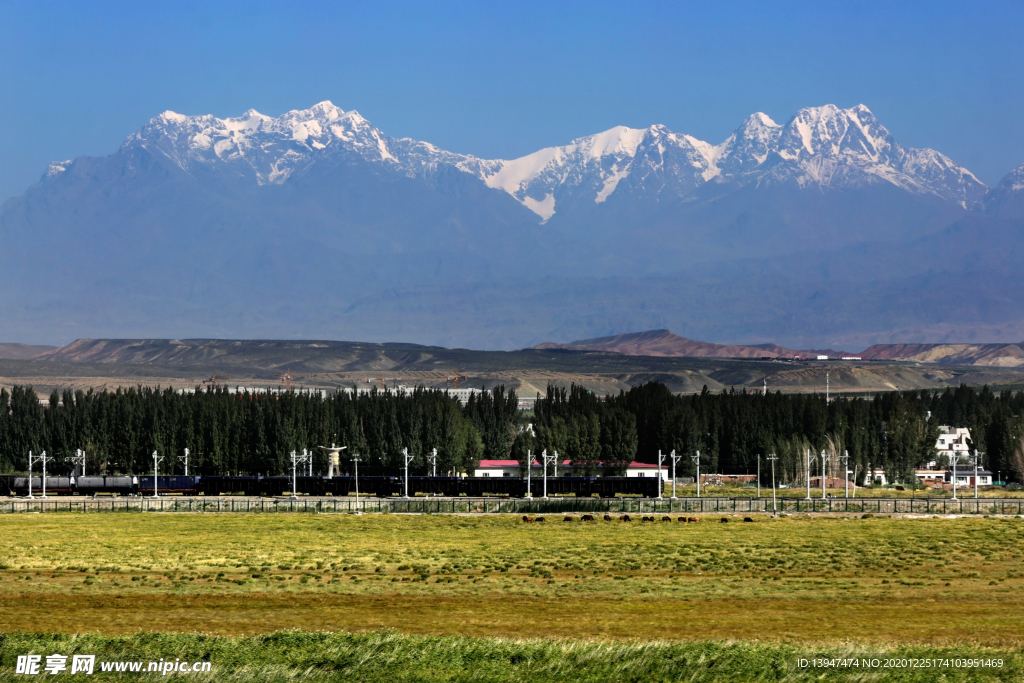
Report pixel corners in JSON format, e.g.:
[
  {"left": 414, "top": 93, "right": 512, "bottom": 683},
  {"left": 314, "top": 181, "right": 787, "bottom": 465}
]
[
  {"left": 0, "top": 631, "right": 1019, "bottom": 682},
  {"left": 3, "top": 513, "right": 1024, "bottom": 680},
  {"left": 2, "top": 512, "right": 1024, "bottom": 645}
]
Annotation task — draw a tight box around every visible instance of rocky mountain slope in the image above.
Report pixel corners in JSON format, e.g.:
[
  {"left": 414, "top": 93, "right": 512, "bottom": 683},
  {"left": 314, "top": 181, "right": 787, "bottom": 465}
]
[{"left": 3, "top": 101, "right": 1024, "bottom": 349}]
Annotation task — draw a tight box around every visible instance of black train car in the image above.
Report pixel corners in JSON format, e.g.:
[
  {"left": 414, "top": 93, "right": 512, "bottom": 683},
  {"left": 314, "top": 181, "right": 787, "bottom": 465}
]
[
  {"left": 460, "top": 476, "right": 525, "bottom": 497},
  {"left": 137, "top": 475, "right": 200, "bottom": 495},
  {"left": 199, "top": 476, "right": 261, "bottom": 496},
  {"left": 408, "top": 476, "right": 462, "bottom": 496}
]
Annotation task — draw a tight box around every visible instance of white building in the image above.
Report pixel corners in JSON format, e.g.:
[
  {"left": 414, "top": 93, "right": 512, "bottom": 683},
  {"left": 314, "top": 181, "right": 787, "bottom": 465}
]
[
  {"left": 473, "top": 459, "right": 666, "bottom": 480},
  {"left": 945, "top": 469, "right": 993, "bottom": 486},
  {"left": 935, "top": 426, "right": 971, "bottom": 464}
]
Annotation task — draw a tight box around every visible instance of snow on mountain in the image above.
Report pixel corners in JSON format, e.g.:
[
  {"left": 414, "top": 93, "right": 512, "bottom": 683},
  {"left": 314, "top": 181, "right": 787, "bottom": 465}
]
[
  {"left": 48, "top": 101, "right": 989, "bottom": 220},
  {"left": 470, "top": 104, "right": 988, "bottom": 218},
  {"left": 985, "top": 163, "right": 1024, "bottom": 218}
]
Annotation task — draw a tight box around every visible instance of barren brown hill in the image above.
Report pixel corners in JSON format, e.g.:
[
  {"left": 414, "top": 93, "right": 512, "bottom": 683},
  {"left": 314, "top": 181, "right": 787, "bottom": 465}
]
[
  {"left": 0, "top": 343, "right": 58, "bottom": 360},
  {"left": 860, "top": 343, "right": 1024, "bottom": 367},
  {"left": 531, "top": 330, "right": 846, "bottom": 359}
]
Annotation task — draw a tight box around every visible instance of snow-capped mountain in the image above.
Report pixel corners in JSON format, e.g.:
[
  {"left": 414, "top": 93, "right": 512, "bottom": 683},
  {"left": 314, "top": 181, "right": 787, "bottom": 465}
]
[
  {"left": 986, "top": 163, "right": 1024, "bottom": 218},
  {"left": 45, "top": 101, "right": 987, "bottom": 224},
  {"left": 473, "top": 104, "right": 988, "bottom": 220},
  {"left": 12, "top": 100, "right": 1024, "bottom": 349}
]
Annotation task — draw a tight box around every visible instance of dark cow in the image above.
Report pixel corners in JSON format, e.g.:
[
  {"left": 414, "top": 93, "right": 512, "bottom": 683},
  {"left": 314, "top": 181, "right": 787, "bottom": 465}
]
[
  {"left": 743, "top": 517, "right": 754, "bottom": 523},
  {"left": 522, "top": 516, "right": 533, "bottom": 523},
  {"left": 620, "top": 514, "right": 631, "bottom": 522},
  {"left": 563, "top": 516, "right": 574, "bottom": 522},
  {"left": 687, "top": 517, "right": 700, "bottom": 522},
  {"left": 720, "top": 517, "right": 729, "bottom": 523},
  {"left": 581, "top": 514, "right": 595, "bottom": 521},
  {"left": 603, "top": 514, "right": 613, "bottom": 521},
  {"left": 662, "top": 516, "right": 672, "bottom": 522}
]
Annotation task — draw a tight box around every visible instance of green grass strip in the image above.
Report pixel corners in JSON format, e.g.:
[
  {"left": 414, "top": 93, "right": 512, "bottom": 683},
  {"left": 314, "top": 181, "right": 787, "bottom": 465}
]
[{"left": 0, "top": 631, "right": 1021, "bottom": 682}]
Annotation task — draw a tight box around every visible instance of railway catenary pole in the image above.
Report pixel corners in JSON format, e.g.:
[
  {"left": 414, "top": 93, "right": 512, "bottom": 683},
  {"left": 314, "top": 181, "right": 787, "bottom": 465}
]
[
  {"left": 553, "top": 450, "right": 559, "bottom": 478},
  {"left": 821, "top": 450, "right": 828, "bottom": 500},
  {"left": 542, "top": 449, "right": 556, "bottom": 499},
  {"left": 38, "top": 451, "right": 52, "bottom": 498},
  {"left": 429, "top": 448, "right": 438, "bottom": 478},
  {"left": 670, "top": 449, "right": 681, "bottom": 500},
  {"left": 352, "top": 452, "right": 361, "bottom": 514},
  {"left": 152, "top": 450, "right": 164, "bottom": 499},
  {"left": 952, "top": 453, "right": 958, "bottom": 501},
  {"left": 178, "top": 448, "right": 189, "bottom": 477},
  {"left": 974, "top": 448, "right": 983, "bottom": 501},
  {"left": 68, "top": 448, "right": 86, "bottom": 478},
  {"left": 402, "top": 448, "right": 415, "bottom": 499},
  {"left": 691, "top": 450, "right": 701, "bottom": 498},
  {"left": 27, "top": 451, "right": 34, "bottom": 499},
  {"left": 767, "top": 453, "right": 778, "bottom": 516},
  {"left": 843, "top": 450, "right": 850, "bottom": 499},
  {"left": 657, "top": 450, "right": 665, "bottom": 500},
  {"left": 805, "top": 449, "right": 813, "bottom": 500},
  {"left": 526, "top": 450, "right": 532, "bottom": 498},
  {"left": 852, "top": 465, "right": 858, "bottom": 499},
  {"left": 757, "top": 454, "right": 761, "bottom": 499},
  {"left": 291, "top": 451, "right": 298, "bottom": 498}
]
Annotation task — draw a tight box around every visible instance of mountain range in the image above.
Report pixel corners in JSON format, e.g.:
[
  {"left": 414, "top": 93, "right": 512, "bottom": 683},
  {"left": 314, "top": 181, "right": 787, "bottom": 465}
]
[{"left": 2, "top": 101, "right": 1023, "bottom": 349}]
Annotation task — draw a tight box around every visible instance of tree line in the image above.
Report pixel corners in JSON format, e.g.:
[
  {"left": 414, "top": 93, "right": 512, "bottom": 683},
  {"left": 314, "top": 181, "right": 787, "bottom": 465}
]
[{"left": 2, "top": 383, "right": 1024, "bottom": 484}]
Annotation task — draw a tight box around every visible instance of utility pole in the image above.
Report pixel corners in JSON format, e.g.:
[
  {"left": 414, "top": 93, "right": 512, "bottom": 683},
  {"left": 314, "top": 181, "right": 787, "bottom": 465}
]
[
  {"left": 178, "top": 448, "right": 189, "bottom": 477},
  {"left": 553, "top": 450, "right": 559, "bottom": 478},
  {"left": 38, "top": 451, "right": 52, "bottom": 498},
  {"left": 289, "top": 449, "right": 310, "bottom": 498},
  {"left": 68, "top": 448, "right": 86, "bottom": 478},
  {"left": 657, "top": 450, "right": 665, "bottom": 500},
  {"left": 526, "top": 450, "right": 532, "bottom": 498},
  {"left": 27, "top": 451, "right": 34, "bottom": 499},
  {"left": 670, "top": 449, "right": 681, "bottom": 500},
  {"left": 842, "top": 450, "right": 850, "bottom": 499},
  {"left": 691, "top": 450, "right": 701, "bottom": 498},
  {"left": 402, "top": 447, "right": 414, "bottom": 499},
  {"left": 151, "top": 450, "right": 164, "bottom": 499},
  {"left": 821, "top": 449, "right": 828, "bottom": 499},
  {"left": 757, "top": 454, "right": 761, "bottom": 499},
  {"left": 428, "top": 448, "right": 438, "bottom": 478},
  {"left": 805, "top": 449, "right": 814, "bottom": 500},
  {"left": 352, "top": 452, "right": 361, "bottom": 514},
  {"left": 974, "top": 449, "right": 980, "bottom": 499},
  {"left": 767, "top": 453, "right": 778, "bottom": 516},
  {"left": 826, "top": 371, "right": 829, "bottom": 403},
  {"left": 542, "top": 449, "right": 556, "bottom": 499},
  {"left": 852, "top": 465, "right": 858, "bottom": 499},
  {"left": 952, "top": 453, "right": 958, "bottom": 501}
]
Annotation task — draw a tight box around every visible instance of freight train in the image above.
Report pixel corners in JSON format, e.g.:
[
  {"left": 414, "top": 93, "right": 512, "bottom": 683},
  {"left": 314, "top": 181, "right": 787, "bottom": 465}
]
[{"left": 0, "top": 474, "right": 659, "bottom": 498}]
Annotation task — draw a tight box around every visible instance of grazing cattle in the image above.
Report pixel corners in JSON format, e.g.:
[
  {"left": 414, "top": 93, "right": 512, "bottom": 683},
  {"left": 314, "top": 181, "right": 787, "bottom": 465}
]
[
  {"left": 641, "top": 516, "right": 653, "bottom": 522},
  {"left": 687, "top": 517, "right": 700, "bottom": 522},
  {"left": 677, "top": 517, "right": 687, "bottom": 522},
  {"left": 522, "top": 516, "right": 533, "bottom": 523},
  {"left": 720, "top": 517, "right": 729, "bottom": 523},
  {"left": 535, "top": 516, "right": 546, "bottom": 522},
  {"left": 662, "top": 516, "right": 672, "bottom": 522},
  {"left": 563, "top": 516, "right": 574, "bottom": 522},
  {"left": 743, "top": 517, "right": 754, "bottom": 523},
  {"left": 620, "top": 514, "right": 631, "bottom": 522},
  {"left": 603, "top": 514, "right": 613, "bottom": 521},
  {"left": 581, "top": 514, "right": 595, "bottom": 521}
]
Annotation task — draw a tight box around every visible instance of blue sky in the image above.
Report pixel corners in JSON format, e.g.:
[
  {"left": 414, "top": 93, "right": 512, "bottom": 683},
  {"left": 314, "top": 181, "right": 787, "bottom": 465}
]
[{"left": 1, "top": 0, "right": 1022, "bottom": 200}]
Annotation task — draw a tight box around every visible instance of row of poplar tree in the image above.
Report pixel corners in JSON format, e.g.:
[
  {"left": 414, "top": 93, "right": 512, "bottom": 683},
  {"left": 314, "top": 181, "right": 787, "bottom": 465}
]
[{"left": 1, "top": 383, "right": 1023, "bottom": 484}]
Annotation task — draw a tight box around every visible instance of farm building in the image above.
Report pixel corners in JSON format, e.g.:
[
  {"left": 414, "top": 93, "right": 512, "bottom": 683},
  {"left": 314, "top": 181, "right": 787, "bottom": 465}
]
[{"left": 473, "top": 460, "right": 666, "bottom": 480}]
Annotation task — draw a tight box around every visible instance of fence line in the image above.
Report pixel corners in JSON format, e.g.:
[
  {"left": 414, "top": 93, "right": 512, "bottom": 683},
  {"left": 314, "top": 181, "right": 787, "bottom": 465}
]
[{"left": 1, "top": 497, "right": 1023, "bottom": 515}]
